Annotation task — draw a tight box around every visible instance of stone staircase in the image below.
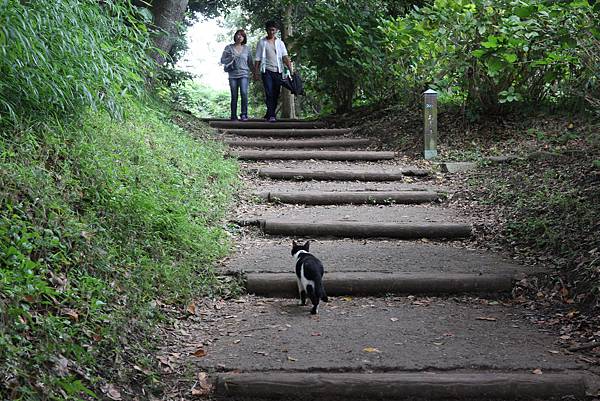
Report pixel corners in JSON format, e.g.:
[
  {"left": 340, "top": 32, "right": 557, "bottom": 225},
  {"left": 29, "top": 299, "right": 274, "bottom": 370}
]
[{"left": 189, "top": 119, "right": 597, "bottom": 400}]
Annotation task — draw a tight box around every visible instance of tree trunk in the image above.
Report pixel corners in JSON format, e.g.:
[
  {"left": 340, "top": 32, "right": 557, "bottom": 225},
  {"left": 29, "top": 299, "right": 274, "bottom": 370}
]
[
  {"left": 148, "top": 0, "right": 189, "bottom": 66},
  {"left": 280, "top": 4, "right": 296, "bottom": 119}
]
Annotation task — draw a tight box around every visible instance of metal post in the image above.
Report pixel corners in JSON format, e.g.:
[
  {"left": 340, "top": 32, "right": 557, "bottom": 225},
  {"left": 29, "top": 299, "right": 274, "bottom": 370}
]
[{"left": 423, "top": 89, "right": 438, "bottom": 160}]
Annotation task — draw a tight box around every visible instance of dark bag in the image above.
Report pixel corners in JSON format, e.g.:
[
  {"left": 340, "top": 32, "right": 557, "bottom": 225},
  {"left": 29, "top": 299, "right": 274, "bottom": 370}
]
[
  {"left": 223, "top": 58, "right": 236, "bottom": 72},
  {"left": 280, "top": 72, "right": 304, "bottom": 95}
]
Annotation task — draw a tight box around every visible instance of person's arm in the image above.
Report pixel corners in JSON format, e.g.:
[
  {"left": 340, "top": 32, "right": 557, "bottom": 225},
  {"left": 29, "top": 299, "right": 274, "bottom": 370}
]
[
  {"left": 253, "top": 61, "right": 261, "bottom": 80},
  {"left": 220, "top": 45, "right": 232, "bottom": 65},
  {"left": 283, "top": 55, "right": 293, "bottom": 75},
  {"left": 253, "top": 40, "right": 263, "bottom": 80},
  {"left": 247, "top": 47, "right": 254, "bottom": 74},
  {"left": 279, "top": 40, "right": 293, "bottom": 75}
]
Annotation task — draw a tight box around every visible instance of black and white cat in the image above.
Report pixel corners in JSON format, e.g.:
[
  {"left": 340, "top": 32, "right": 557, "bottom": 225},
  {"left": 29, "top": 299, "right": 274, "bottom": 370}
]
[{"left": 291, "top": 240, "right": 328, "bottom": 314}]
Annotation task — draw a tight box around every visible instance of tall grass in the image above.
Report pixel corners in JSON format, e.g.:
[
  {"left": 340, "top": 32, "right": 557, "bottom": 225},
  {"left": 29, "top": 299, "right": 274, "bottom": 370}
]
[{"left": 0, "top": 0, "right": 151, "bottom": 126}]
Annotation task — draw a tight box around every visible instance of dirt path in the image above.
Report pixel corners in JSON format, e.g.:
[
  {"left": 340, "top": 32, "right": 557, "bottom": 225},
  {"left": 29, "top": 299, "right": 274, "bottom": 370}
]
[{"left": 159, "top": 120, "right": 599, "bottom": 400}]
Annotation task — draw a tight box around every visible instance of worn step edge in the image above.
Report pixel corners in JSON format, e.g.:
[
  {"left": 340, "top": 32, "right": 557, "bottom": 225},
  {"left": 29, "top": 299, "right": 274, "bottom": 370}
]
[
  {"left": 210, "top": 121, "right": 326, "bottom": 129},
  {"left": 252, "top": 168, "right": 429, "bottom": 180},
  {"left": 233, "top": 150, "right": 396, "bottom": 161},
  {"left": 258, "top": 190, "right": 443, "bottom": 205},
  {"left": 202, "top": 117, "right": 315, "bottom": 122},
  {"left": 224, "top": 138, "right": 370, "bottom": 148},
  {"left": 260, "top": 220, "right": 472, "bottom": 239},
  {"left": 215, "top": 371, "right": 590, "bottom": 400},
  {"left": 245, "top": 272, "right": 515, "bottom": 297},
  {"left": 222, "top": 128, "right": 350, "bottom": 137}
]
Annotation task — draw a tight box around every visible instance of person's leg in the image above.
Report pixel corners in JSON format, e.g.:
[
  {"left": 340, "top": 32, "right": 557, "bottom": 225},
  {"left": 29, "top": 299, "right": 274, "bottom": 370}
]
[
  {"left": 239, "top": 77, "right": 249, "bottom": 119},
  {"left": 270, "top": 71, "right": 281, "bottom": 120},
  {"left": 261, "top": 72, "right": 275, "bottom": 119},
  {"left": 228, "top": 78, "right": 240, "bottom": 119}
]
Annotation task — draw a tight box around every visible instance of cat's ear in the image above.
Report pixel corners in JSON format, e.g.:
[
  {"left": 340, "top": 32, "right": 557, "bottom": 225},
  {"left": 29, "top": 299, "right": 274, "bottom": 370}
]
[
  {"left": 304, "top": 240, "right": 310, "bottom": 249},
  {"left": 292, "top": 240, "right": 297, "bottom": 247}
]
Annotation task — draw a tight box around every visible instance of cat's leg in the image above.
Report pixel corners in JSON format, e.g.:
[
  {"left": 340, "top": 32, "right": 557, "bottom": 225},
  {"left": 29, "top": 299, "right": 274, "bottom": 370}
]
[
  {"left": 308, "top": 286, "right": 319, "bottom": 314},
  {"left": 297, "top": 278, "right": 306, "bottom": 305},
  {"left": 321, "top": 287, "right": 328, "bottom": 302},
  {"left": 310, "top": 297, "right": 319, "bottom": 314}
]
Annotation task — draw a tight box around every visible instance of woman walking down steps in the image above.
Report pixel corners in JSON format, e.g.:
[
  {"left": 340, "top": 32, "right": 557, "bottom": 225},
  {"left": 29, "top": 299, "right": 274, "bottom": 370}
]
[{"left": 221, "top": 29, "right": 253, "bottom": 121}]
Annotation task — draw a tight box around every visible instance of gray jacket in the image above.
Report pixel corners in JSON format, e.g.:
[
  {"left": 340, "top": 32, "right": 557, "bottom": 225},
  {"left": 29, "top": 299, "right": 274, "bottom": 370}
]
[{"left": 220, "top": 44, "right": 253, "bottom": 79}]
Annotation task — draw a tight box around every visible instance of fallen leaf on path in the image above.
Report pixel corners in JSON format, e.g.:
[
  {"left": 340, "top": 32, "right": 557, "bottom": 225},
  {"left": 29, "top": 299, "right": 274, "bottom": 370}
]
[
  {"left": 311, "top": 332, "right": 321, "bottom": 336},
  {"left": 186, "top": 302, "right": 196, "bottom": 315},
  {"left": 342, "top": 296, "right": 353, "bottom": 301},
  {"left": 157, "top": 355, "right": 174, "bottom": 369},
  {"left": 254, "top": 351, "right": 269, "bottom": 356},
  {"left": 287, "top": 356, "right": 297, "bottom": 362},
  {"left": 192, "top": 348, "right": 207, "bottom": 358},
  {"left": 191, "top": 372, "right": 213, "bottom": 396},
  {"left": 476, "top": 317, "right": 497, "bottom": 322},
  {"left": 433, "top": 342, "right": 444, "bottom": 346},
  {"left": 62, "top": 308, "right": 79, "bottom": 321},
  {"left": 532, "top": 369, "right": 543, "bottom": 375},
  {"left": 53, "top": 355, "right": 70, "bottom": 376},
  {"left": 133, "top": 365, "right": 151, "bottom": 375},
  {"left": 390, "top": 318, "right": 399, "bottom": 322},
  {"left": 548, "top": 350, "right": 560, "bottom": 354},
  {"left": 101, "top": 384, "right": 122, "bottom": 400},
  {"left": 363, "top": 347, "right": 381, "bottom": 353},
  {"left": 233, "top": 339, "right": 241, "bottom": 344}
]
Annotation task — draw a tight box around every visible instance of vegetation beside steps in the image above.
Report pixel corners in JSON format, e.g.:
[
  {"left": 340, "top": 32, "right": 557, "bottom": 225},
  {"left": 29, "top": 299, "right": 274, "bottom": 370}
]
[{"left": 1, "top": 104, "right": 240, "bottom": 400}]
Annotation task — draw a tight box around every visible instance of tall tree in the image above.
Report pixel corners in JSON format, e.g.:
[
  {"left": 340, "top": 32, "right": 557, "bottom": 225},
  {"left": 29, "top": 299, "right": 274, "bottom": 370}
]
[{"left": 151, "top": 0, "right": 189, "bottom": 65}]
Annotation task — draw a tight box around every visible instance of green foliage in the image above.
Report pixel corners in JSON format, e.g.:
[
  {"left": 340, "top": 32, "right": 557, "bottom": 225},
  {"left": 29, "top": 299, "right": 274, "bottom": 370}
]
[
  {"left": 0, "top": 103, "right": 239, "bottom": 399},
  {"left": 0, "top": 0, "right": 152, "bottom": 126},
  {"left": 295, "top": 0, "right": 389, "bottom": 113},
  {"left": 382, "top": 0, "right": 599, "bottom": 113}
]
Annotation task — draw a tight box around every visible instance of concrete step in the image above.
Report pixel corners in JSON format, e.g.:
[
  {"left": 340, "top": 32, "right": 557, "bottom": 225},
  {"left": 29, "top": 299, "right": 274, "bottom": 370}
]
[
  {"left": 209, "top": 120, "right": 326, "bottom": 129},
  {"left": 252, "top": 167, "right": 429, "bottom": 180},
  {"left": 222, "top": 128, "right": 351, "bottom": 137},
  {"left": 225, "top": 138, "right": 370, "bottom": 148},
  {"left": 256, "top": 190, "right": 443, "bottom": 205},
  {"left": 219, "top": 239, "right": 532, "bottom": 277},
  {"left": 256, "top": 220, "right": 472, "bottom": 239},
  {"left": 246, "top": 272, "right": 516, "bottom": 297},
  {"left": 233, "top": 150, "right": 396, "bottom": 161},
  {"left": 202, "top": 117, "right": 314, "bottom": 123},
  {"left": 215, "top": 371, "right": 592, "bottom": 400},
  {"left": 180, "top": 295, "right": 596, "bottom": 399}
]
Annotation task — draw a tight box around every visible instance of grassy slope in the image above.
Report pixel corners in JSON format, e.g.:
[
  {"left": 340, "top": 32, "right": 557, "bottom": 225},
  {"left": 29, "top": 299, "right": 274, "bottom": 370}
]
[{"left": 0, "top": 101, "right": 239, "bottom": 400}]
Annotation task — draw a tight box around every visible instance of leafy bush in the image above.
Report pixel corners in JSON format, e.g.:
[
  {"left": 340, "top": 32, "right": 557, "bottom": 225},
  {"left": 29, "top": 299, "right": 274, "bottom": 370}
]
[
  {"left": 0, "top": 0, "right": 151, "bottom": 126},
  {"left": 295, "top": 0, "right": 389, "bottom": 113},
  {"left": 382, "top": 0, "right": 600, "bottom": 113}
]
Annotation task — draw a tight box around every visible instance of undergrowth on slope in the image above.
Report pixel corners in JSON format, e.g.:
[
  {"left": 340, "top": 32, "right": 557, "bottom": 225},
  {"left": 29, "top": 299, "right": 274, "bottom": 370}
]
[{"left": 0, "top": 102, "right": 239, "bottom": 400}]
